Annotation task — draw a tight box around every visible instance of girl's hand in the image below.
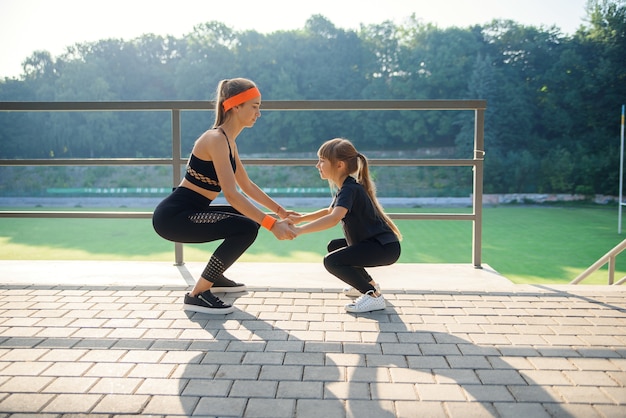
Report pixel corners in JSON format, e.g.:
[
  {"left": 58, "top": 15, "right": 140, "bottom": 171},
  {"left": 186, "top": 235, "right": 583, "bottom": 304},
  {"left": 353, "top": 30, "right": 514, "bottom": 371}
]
[{"left": 287, "top": 214, "right": 305, "bottom": 224}]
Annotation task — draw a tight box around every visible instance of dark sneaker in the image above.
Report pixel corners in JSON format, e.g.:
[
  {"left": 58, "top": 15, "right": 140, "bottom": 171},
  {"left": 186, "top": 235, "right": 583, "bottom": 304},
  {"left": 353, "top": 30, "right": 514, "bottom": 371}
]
[
  {"left": 183, "top": 290, "right": 234, "bottom": 314},
  {"left": 211, "top": 275, "right": 247, "bottom": 293}
]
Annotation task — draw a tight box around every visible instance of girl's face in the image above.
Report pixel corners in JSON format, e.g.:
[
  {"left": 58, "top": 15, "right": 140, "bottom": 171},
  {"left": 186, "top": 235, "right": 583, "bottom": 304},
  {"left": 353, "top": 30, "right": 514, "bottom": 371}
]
[
  {"left": 316, "top": 156, "right": 330, "bottom": 180},
  {"left": 316, "top": 156, "right": 344, "bottom": 183}
]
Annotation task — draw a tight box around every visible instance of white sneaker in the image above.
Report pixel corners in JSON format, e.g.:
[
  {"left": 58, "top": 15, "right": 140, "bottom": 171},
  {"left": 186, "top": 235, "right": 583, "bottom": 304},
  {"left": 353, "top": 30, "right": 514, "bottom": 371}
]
[
  {"left": 343, "top": 284, "right": 381, "bottom": 298},
  {"left": 345, "top": 291, "right": 386, "bottom": 313}
]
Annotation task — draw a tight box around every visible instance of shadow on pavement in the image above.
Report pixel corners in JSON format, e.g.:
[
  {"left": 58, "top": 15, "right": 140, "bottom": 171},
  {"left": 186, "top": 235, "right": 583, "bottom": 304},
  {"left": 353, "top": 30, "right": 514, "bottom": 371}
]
[{"left": 178, "top": 291, "right": 578, "bottom": 417}]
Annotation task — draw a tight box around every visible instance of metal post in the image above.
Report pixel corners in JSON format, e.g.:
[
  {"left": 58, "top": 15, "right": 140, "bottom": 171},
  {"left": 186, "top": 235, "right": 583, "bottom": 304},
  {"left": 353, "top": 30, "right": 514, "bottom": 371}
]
[
  {"left": 617, "top": 105, "right": 626, "bottom": 234},
  {"left": 172, "top": 109, "right": 184, "bottom": 265},
  {"left": 472, "top": 108, "right": 485, "bottom": 268}
]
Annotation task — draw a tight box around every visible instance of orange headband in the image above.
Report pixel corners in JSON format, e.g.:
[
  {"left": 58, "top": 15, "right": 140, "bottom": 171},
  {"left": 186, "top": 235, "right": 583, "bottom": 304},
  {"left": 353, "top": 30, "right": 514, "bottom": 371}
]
[{"left": 222, "top": 87, "right": 261, "bottom": 112}]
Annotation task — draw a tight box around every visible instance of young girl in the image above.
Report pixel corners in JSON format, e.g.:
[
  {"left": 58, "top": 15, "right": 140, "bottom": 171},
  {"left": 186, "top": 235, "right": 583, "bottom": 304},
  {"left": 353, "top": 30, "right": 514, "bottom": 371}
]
[
  {"left": 153, "top": 78, "right": 297, "bottom": 315},
  {"left": 289, "top": 138, "right": 402, "bottom": 313}
]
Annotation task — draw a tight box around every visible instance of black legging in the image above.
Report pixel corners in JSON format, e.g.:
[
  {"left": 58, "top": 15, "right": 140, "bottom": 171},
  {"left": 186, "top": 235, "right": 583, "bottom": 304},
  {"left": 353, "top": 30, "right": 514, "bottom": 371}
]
[
  {"left": 324, "top": 238, "right": 401, "bottom": 294},
  {"left": 152, "top": 187, "right": 259, "bottom": 283}
]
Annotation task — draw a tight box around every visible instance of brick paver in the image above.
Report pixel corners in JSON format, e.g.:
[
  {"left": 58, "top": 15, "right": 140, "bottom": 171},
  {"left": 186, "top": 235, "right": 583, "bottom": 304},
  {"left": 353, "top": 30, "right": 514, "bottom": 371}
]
[{"left": 0, "top": 264, "right": 625, "bottom": 417}]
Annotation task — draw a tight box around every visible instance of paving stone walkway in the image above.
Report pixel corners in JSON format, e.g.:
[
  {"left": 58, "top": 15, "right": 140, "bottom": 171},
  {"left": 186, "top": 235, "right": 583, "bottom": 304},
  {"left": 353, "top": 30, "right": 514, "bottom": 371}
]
[{"left": 0, "top": 262, "right": 625, "bottom": 417}]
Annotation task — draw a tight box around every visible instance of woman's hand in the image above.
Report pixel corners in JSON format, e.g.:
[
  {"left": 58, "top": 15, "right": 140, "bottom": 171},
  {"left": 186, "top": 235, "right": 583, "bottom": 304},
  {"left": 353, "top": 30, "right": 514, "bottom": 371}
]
[
  {"left": 277, "top": 207, "right": 301, "bottom": 219},
  {"left": 271, "top": 219, "right": 297, "bottom": 240}
]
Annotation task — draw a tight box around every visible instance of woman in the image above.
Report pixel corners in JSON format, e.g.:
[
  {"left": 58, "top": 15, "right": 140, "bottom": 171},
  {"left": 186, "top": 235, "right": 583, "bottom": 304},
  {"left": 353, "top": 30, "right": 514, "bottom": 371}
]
[
  {"left": 153, "top": 78, "right": 297, "bottom": 314},
  {"left": 289, "top": 138, "right": 402, "bottom": 313}
]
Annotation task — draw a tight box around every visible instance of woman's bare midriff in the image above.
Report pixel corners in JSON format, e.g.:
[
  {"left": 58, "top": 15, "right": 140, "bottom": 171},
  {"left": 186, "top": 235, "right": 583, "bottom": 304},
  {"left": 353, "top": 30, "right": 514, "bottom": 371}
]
[{"left": 179, "top": 178, "right": 220, "bottom": 201}]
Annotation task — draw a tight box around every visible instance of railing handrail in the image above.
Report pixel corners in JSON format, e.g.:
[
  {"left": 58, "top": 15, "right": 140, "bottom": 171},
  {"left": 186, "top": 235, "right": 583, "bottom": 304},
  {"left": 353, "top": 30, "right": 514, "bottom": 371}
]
[
  {"left": 0, "top": 99, "right": 487, "bottom": 112},
  {"left": 0, "top": 158, "right": 478, "bottom": 167},
  {"left": 0, "top": 99, "right": 486, "bottom": 267},
  {"left": 570, "top": 239, "right": 626, "bottom": 285}
]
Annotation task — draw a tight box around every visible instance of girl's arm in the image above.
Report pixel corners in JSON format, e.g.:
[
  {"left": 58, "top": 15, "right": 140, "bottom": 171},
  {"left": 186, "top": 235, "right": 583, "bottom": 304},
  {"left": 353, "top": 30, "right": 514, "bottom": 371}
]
[
  {"left": 293, "top": 206, "right": 347, "bottom": 236},
  {"left": 289, "top": 207, "right": 331, "bottom": 224}
]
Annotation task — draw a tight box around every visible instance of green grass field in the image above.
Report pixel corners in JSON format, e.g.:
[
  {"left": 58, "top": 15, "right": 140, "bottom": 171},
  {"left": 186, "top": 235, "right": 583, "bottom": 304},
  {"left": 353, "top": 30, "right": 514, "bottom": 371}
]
[{"left": 1, "top": 205, "right": 625, "bottom": 285}]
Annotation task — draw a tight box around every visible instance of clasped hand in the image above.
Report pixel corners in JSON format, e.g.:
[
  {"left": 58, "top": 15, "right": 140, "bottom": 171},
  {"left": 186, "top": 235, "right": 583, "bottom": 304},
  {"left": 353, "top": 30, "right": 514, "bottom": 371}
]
[{"left": 271, "top": 218, "right": 298, "bottom": 240}]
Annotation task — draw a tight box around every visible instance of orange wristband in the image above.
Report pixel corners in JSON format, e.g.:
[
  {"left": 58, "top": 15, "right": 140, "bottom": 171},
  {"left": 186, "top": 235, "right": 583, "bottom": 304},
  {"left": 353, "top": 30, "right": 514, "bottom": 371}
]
[{"left": 261, "top": 214, "right": 276, "bottom": 230}]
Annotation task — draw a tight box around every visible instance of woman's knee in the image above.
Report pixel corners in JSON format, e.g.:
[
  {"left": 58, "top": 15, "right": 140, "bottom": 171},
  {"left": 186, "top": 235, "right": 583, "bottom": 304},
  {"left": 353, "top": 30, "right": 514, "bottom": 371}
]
[
  {"left": 245, "top": 223, "right": 260, "bottom": 244},
  {"left": 232, "top": 219, "right": 260, "bottom": 247}
]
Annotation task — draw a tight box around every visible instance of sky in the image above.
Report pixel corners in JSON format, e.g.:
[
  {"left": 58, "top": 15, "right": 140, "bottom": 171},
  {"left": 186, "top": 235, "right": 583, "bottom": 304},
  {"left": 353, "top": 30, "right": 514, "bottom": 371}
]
[{"left": 0, "top": 0, "right": 591, "bottom": 79}]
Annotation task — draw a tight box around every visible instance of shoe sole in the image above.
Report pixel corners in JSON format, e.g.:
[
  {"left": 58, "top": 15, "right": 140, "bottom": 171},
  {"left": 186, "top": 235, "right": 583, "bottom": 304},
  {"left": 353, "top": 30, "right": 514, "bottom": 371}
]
[
  {"left": 183, "top": 303, "right": 235, "bottom": 314},
  {"left": 345, "top": 304, "right": 386, "bottom": 313},
  {"left": 211, "top": 285, "right": 247, "bottom": 293}
]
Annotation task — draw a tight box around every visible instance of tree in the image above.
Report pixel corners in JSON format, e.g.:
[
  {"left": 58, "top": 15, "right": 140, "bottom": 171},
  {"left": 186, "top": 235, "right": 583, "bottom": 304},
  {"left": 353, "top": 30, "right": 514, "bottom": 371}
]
[{"left": 1, "top": 9, "right": 625, "bottom": 195}]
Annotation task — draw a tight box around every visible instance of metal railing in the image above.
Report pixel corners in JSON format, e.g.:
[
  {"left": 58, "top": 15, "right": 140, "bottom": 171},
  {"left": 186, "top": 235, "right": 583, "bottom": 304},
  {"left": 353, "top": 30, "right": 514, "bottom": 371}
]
[
  {"left": 0, "top": 100, "right": 486, "bottom": 267},
  {"left": 570, "top": 239, "right": 626, "bottom": 285}
]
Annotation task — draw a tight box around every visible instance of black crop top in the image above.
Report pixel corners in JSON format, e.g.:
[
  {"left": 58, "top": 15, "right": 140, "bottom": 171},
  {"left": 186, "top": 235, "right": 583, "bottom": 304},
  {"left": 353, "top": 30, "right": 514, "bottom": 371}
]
[{"left": 184, "top": 129, "right": 236, "bottom": 192}]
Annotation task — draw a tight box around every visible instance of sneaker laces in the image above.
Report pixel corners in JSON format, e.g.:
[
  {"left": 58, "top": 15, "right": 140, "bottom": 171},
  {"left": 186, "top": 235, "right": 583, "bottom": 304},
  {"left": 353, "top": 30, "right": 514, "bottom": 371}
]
[
  {"left": 353, "top": 290, "right": 376, "bottom": 305},
  {"left": 198, "top": 291, "right": 229, "bottom": 308}
]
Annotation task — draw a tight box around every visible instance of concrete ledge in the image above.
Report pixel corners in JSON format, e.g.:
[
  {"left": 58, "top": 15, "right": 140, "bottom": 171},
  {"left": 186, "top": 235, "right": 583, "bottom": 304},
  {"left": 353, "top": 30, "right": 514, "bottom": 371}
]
[{"left": 0, "top": 260, "right": 514, "bottom": 291}]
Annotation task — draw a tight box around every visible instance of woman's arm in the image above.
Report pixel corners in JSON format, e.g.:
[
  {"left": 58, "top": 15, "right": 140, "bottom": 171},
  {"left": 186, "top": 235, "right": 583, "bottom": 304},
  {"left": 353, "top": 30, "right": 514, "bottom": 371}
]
[
  {"left": 211, "top": 140, "right": 265, "bottom": 222},
  {"left": 208, "top": 137, "right": 295, "bottom": 239},
  {"left": 235, "top": 162, "right": 281, "bottom": 213},
  {"left": 233, "top": 151, "right": 298, "bottom": 219}
]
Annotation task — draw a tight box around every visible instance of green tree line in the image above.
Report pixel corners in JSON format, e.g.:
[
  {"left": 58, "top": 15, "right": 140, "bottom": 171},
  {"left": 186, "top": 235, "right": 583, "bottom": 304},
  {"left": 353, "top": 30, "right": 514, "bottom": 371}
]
[{"left": 1, "top": 0, "right": 625, "bottom": 195}]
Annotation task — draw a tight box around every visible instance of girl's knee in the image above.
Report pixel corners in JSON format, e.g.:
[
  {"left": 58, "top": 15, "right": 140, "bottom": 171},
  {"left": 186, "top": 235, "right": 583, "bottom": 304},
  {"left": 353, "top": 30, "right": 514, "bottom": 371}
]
[
  {"left": 327, "top": 238, "right": 347, "bottom": 252},
  {"left": 323, "top": 253, "right": 340, "bottom": 273}
]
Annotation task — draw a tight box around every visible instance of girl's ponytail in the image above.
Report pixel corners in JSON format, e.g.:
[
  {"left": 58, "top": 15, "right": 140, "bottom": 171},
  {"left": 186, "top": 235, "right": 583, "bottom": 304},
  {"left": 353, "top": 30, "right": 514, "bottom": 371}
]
[{"left": 356, "top": 152, "right": 403, "bottom": 241}]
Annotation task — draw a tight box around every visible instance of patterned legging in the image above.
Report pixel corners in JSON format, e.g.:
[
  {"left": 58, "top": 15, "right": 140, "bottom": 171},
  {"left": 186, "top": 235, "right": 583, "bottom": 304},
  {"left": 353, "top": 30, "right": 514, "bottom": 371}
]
[{"left": 152, "top": 187, "right": 259, "bottom": 283}]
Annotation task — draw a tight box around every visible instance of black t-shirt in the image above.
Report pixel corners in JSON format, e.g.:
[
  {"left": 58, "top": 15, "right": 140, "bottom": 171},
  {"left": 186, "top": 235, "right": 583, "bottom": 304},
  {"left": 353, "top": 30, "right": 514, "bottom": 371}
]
[{"left": 332, "top": 176, "right": 398, "bottom": 246}]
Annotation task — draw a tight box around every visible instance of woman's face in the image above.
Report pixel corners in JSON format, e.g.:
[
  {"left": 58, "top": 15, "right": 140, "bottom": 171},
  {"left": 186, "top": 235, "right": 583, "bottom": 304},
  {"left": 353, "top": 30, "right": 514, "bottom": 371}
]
[{"left": 237, "top": 97, "right": 261, "bottom": 127}]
